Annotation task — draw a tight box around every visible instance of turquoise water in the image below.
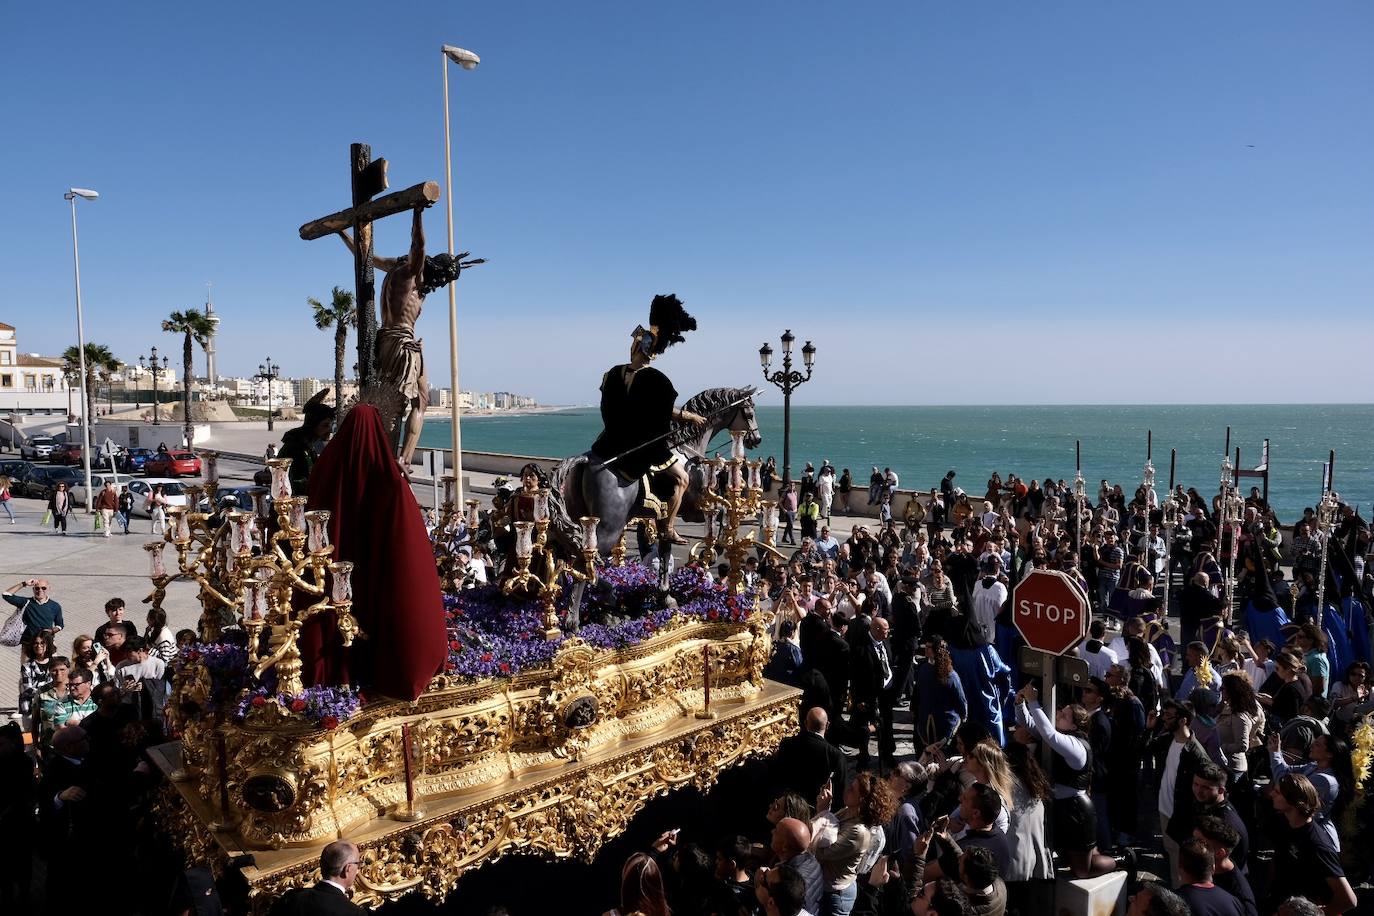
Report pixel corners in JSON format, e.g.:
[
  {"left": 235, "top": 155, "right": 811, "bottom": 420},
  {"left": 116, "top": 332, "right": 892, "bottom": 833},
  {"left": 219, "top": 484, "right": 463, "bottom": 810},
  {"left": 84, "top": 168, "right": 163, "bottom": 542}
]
[{"left": 419, "top": 405, "right": 1374, "bottom": 520}]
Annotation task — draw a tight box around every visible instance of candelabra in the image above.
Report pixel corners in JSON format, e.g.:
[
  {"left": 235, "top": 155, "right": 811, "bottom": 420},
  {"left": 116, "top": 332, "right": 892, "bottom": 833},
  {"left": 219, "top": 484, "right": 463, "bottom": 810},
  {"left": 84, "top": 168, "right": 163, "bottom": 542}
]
[
  {"left": 1161, "top": 492, "right": 1184, "bottom": 609},
  {"left": 692, "top": 431, "right": 779, "bottom": 595},
  {"left": 1217, "top": 458, "right": 1246, "bottom": 615},
  {"left": 1314, "top": 489, "right": 1340, "bottom": 628},
  {"left": 149, "top": 456, "right": 361, "bottom": 696},
  {"left": 432, "top": 474, "right": 483, "bottom": 591},
  {"left": 501, "top": 506, "right": 600, "bottom": 640}
]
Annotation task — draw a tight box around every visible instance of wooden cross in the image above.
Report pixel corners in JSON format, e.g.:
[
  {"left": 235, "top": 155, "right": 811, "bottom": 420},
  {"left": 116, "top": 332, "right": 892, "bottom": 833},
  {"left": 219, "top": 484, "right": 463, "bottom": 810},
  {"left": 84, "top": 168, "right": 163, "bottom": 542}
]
[{"left": 299, "top": 143, "right": 441, "bottom": 389}]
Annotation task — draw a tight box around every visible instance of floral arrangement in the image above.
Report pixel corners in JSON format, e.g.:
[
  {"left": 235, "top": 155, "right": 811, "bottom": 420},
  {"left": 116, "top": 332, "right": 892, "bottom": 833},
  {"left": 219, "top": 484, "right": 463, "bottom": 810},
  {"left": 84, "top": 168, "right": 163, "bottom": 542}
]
[
  {"left": 235, "top": 684, "right": 364, "bottom": 730},
  {"left": 1352, "top": 714, "right": 1374, "bottom": 805},
  {"left": 176, "top": 640, "right": 250, "bottom": 700},
  {"left": 443, "top": 562, "right": 757, "bottom": 681}
]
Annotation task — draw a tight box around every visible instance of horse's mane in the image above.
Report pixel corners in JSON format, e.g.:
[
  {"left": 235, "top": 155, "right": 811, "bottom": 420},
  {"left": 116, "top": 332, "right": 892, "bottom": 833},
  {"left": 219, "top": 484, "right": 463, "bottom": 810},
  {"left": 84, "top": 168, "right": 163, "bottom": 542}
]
[{"left": 669, "top": 386, "right": 756, "bottom": 452}]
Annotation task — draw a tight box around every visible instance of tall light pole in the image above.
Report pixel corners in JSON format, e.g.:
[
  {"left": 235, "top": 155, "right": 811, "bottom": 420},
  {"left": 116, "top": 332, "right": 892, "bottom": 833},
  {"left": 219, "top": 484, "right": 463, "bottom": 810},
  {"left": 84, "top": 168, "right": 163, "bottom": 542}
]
[
  {"left": 65, "top": 187, "right": 99, "bottom": 511},
  {"left": 140, "top": 347, "right": 169, "bottom": 425},
  {"left": 256, "top": 357, "right": 280, "bottom": 432},
  {"left": 442, "top": 44, "right": 480, "bottom": 508},
  {"left": 759, "top": 330, "right": 816, "bottom": 488}
]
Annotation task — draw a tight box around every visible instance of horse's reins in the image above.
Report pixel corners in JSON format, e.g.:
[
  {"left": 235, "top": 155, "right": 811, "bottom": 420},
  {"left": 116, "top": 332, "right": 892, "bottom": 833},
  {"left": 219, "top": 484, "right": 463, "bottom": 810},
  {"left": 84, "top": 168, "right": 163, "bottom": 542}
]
[{"left": 600, "top": 395, "right": 755, "bottom": 468}]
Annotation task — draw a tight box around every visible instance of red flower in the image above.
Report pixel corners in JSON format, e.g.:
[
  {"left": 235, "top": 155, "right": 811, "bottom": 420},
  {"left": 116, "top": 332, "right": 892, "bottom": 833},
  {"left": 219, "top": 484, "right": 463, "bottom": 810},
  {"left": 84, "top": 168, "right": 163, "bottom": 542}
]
[
  {"left": 290, "top": 698, "right": 307, "bottom": 713},
  {"left": 449, "top": 640, "right": 462, "bottom": 651},
  {"left": 498, "top": 662, "right": 511, "bottom": 675},
  {"left": 480, "top": 652, "right": 493, "bottom": 663},
  {"left": 707, "top": 609, "right": 720, "bottom": 621},
  {"left": 250, "top": 695, "right": 267, "bottom": 709},
  {"left": 322, "top": 715, "right": 340, "bottom": 729}
]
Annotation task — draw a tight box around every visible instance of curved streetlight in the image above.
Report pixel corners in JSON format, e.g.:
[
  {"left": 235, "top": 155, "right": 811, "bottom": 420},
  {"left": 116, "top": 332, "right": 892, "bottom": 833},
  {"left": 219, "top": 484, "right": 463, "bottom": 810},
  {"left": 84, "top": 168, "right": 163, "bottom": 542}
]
[
  {"left": 759, "top": 330, "right": 816, "bottom": 488},
  {"left": 441, "top": 44, "right": 480, "bottom": 508},
  {"left": 64, "top": 187, "right": 99, "bottom": 511}
]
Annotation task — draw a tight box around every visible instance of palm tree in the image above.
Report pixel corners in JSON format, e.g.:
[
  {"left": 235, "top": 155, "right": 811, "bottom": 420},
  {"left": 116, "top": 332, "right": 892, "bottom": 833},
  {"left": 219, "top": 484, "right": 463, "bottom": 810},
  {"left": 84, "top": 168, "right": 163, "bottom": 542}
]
[
  {"left": 162, "top": 309, "right": 215, "bottom": 449},
  {"left": 62, "top": 343, "right": 120, "bottom": 444},
  {"left": 308, "top": 286, "right": 356, "bottom": 422}
]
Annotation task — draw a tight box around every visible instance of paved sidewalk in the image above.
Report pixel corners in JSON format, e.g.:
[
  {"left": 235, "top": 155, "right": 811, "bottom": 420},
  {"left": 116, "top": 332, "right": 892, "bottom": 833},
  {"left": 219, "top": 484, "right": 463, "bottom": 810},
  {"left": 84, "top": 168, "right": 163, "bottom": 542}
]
[{"left": 0, "top": 501, "right": 203, "bottom": 712}]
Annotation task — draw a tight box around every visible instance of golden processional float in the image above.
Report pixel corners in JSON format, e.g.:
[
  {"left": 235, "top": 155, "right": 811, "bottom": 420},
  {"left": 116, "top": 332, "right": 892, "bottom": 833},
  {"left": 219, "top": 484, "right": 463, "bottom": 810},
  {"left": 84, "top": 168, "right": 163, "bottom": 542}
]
[{"left": 150, "top": 437, "right": 798, "bottom": 911}]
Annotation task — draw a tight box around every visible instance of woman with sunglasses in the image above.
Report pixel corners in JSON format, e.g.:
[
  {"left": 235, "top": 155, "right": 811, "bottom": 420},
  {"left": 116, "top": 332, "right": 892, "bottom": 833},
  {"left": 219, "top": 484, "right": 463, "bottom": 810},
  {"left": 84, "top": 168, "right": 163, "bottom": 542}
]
[{"left": 48, "top": 482, "right": 71, "bottom": 534}]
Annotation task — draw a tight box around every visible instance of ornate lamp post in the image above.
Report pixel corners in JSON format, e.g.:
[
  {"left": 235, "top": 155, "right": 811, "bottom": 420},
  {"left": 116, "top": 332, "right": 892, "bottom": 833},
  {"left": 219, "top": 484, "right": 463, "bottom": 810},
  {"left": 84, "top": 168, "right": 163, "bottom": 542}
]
[
  {"left": 256, "top": 358, "right": 280, "bottom": 432},
  {"left": 1314, "top": 489, "right": 1340, "bottom": 628},
  {"left": 1161, "top": 492, "right": 1184, "bottom": 611},
  {"left": 759, "top": 330, "right": 815, "bottom": 488},
  {"left": 64, "top": 187, "right": 98, "bottom": 511},
  {"left": 139, "top": 347, "right": 170, "bottom": 426},
  {"left": 1218, "top": 457, "right": 1245, "bottom": 615}
]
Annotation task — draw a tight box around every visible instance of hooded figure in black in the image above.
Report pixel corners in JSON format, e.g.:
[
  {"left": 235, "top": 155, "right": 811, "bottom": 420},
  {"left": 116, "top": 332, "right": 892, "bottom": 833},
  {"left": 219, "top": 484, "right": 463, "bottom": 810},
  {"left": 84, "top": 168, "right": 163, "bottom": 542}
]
[{"left": 590, "top": 294, "right": 705, "bottom": 543}]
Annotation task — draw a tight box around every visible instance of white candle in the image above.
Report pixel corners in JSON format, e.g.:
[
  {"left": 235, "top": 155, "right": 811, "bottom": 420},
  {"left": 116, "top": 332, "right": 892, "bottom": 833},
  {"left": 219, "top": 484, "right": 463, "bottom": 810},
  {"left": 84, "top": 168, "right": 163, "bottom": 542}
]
[
  {"left": 268, "top": 460, "right": 292, "bottom": 501},
  {"left": 331, "top": 562, "right": 354, "bottom": 602},
  {"left": 533, "top": 489, "right": 550, "bottom": 523},
  {"left": 514, "top": 522, "right": 534, "bottom": 559},
  {"left": 729, "top": 462, "right": 742, "bottom": 492},
  {"left": 146, "top": 541, "right": 167, "bottom": 578},
  {"left": 306, "top": 510, "right": 331, "bottom": 554},
  {"left": 731, "top": 431, "right": 746, "bottom": 460}
]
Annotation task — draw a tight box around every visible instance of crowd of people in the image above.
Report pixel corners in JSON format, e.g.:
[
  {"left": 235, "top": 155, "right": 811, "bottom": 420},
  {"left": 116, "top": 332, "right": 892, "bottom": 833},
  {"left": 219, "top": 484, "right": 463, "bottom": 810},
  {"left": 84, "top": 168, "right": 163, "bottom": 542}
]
[
  {"left": 3, "top": 579, "right": 189, "bottom": 913},
  {"left": 600, "top": 462, "right": 1372, "bottom": 916},
  {"left": 3, "top": 456, "right": 1372, "bottom": 915}
]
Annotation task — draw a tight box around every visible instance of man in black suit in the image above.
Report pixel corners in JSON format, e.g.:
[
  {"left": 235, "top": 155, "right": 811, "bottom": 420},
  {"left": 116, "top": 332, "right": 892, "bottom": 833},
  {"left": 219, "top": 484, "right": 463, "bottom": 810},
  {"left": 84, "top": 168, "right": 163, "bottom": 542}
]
[
  {"left": 851, "top": 616, "right": 898, "bottom": 772},
  {"left": 771, "top": 706, "right": 846, "bottom": 805},
  {"left": 40, "top": 726, "right": 101, "bottom": 914},
  {"left": 278, "top": 841, "right": 365, "bottom": 915},
  {"left": 890, "top": 575, "right": 923, "bottom": 703}
]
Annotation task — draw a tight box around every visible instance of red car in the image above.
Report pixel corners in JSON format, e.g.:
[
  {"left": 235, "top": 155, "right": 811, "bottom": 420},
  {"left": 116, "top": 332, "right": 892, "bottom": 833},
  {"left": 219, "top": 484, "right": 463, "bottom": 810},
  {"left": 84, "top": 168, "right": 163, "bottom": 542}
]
[
  {"left": 49, "top": 443, "right": 84, "bottom": 465},
  {"left": 144, "top": 450, "right": 202, "bottom": 477}
]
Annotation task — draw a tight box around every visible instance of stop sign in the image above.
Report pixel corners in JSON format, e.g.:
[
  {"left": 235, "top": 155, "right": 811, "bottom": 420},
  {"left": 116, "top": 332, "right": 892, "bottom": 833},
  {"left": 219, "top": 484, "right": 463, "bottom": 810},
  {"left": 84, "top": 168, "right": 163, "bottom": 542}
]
[{"left": 1012, "top": 569, "right": 1089, "bottom": 656}]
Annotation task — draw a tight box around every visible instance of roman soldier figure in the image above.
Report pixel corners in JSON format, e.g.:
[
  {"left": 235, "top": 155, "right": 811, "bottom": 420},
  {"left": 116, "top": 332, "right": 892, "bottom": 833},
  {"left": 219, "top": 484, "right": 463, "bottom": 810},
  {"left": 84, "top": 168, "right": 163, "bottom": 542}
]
[{"left": 590, "top": 294, "right": 705, "bottom": 544}]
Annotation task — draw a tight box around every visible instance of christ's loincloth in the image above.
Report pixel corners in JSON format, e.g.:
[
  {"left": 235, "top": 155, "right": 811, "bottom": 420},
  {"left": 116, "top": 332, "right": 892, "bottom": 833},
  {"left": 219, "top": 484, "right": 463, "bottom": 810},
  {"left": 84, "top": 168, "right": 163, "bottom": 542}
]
[{"left": 377, "top": 326, "right": 428, "bottom": 406}]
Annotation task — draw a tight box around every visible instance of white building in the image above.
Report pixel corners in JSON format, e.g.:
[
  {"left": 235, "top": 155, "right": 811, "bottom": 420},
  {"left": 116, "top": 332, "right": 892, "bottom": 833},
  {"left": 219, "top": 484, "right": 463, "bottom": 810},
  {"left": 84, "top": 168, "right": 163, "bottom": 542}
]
[{"left": 0, "top": 322, "right": 76, "bottom": 416}]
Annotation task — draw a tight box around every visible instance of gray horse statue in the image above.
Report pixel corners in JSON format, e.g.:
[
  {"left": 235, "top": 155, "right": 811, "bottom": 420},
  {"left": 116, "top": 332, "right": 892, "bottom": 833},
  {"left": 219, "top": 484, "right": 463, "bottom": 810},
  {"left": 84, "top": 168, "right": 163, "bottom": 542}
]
[{"left": 551, "top": 386, "right": 762, "bottom": 557}]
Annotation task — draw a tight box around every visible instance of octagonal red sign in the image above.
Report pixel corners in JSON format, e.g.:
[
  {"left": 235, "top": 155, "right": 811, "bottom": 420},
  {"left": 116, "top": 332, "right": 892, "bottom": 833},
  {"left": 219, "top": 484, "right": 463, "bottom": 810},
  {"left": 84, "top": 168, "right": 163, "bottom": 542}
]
[{"left": 1012, "top": 568, "right": 1090, "bottom": 656}]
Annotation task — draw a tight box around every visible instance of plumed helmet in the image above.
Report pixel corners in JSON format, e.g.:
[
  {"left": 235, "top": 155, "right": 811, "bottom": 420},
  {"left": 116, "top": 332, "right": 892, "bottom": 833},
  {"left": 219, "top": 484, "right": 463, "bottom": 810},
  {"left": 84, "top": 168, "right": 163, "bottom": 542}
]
[{"left": 635, "top": 293, "right": 697, "bottom": 357}]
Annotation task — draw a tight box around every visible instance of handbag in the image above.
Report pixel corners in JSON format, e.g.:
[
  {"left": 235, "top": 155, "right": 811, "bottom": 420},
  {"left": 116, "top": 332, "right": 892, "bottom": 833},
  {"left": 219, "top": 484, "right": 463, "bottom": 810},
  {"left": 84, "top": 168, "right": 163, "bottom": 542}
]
[
  {"left": 0, "top": 600, "right": 27, "bottom": 647},
  {"left": 41, "top": 509, "right": 52, "bottom": 526},
  {"left": 94, "top": 512, "right": 104, "bottom": 531}
]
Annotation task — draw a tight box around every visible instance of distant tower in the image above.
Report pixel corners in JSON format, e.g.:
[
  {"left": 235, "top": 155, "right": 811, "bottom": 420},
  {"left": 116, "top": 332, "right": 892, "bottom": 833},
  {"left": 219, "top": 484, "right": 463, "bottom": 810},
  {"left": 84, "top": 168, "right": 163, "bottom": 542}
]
[{"left": 204, "top": 282, "right": 220, "bottom": 388}]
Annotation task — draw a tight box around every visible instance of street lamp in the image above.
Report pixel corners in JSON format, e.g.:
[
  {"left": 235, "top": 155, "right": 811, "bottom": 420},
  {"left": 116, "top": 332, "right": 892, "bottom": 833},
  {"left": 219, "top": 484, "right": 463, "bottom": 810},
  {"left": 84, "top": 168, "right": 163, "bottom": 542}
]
[
  {"left": 139, "top": 348, "right": 169, "bottom": 425},
  {"left": 759, "top": 329, "right": 816, "bottom": 488},
  {"left": 256, "top": 357, "right": 280, "bottom": 432},
  {"left": 64, "top": 187, "right": 98, "bottom": 511},
  {"left": 441, "top": 43, "right": 480, "bottom": 508}
]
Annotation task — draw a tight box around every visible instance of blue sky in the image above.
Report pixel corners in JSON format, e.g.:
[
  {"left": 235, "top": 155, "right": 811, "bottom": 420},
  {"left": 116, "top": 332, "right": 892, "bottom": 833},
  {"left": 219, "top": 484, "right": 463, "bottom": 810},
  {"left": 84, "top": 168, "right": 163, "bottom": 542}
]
[{"left": 4, "top": 2, "right": 1372, "bottom": 405}]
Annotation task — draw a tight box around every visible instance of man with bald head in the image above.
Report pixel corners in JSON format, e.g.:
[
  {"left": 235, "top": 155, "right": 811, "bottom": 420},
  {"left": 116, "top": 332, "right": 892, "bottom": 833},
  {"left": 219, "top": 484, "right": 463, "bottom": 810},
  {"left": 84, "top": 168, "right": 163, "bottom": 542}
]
[
  {"left": 771, "top": 705, "right": 846, "bottom": 807},
  {"left": 756, "top": 817, "right": 823, "bottom": 916}
]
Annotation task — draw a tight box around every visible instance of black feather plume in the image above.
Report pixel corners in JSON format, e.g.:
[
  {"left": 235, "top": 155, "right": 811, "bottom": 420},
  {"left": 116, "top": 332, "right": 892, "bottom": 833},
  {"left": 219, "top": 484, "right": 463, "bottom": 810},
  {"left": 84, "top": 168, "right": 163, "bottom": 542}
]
[{"left": 647, "top": 294, "right": 697, "bottom": 354}]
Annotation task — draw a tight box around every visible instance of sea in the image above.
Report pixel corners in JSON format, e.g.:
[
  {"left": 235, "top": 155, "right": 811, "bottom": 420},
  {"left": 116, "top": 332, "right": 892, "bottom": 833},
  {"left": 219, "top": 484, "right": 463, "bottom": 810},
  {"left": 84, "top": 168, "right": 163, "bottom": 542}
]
[{"left": 418, "top": 404, "right": 1374, "bottom": 521}]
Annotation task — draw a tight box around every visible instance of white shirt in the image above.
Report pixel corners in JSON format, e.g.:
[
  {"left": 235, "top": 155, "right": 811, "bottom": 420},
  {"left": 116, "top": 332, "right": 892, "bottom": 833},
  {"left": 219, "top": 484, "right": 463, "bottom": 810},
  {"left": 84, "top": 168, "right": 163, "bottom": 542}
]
[
  {"left": 971, "top": 579, "right": 1007, "bottom": 641},
  {"left": 1076, "top": 642, "right": 1119, "bottom": 679},
  {"left": 1159, "top": 739, "right": 1185, "bottom": 817},
  {"left": 1107, "top": 635, "right": 1165, "bottom": 687}
]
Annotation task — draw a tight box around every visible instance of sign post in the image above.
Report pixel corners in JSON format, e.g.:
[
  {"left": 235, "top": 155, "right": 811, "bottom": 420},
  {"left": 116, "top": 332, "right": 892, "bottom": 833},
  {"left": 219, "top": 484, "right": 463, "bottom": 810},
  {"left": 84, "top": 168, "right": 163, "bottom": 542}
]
[
  {"left": 1012, "top": 568, "right": 1091, "bottom": 775},
  {"left": 426, "top": 450, "right": 441, "bottom": 510}
]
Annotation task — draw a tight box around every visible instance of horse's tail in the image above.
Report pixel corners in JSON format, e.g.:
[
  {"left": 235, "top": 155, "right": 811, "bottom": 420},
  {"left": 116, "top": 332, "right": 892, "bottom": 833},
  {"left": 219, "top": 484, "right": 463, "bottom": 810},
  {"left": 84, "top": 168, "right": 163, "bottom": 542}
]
[{"left": 547, "top": 454, "right": 589, "bottom": 553}]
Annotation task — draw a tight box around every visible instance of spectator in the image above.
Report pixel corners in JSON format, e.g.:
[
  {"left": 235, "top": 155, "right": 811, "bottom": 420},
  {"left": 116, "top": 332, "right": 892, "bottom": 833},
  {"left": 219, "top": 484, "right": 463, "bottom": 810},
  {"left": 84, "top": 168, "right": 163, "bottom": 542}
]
[
  {"left": 1266, "top": 774, "right": 1356, "bottom": 913},
  {"left": 1192, "top": 816, "right": 1257, "bottom": 916},
  {"left": 3, "top": 578, "right": 63, "bottom": 642},
  {"left": 94, "top": 597, "right": 139, "bottom": 646}
]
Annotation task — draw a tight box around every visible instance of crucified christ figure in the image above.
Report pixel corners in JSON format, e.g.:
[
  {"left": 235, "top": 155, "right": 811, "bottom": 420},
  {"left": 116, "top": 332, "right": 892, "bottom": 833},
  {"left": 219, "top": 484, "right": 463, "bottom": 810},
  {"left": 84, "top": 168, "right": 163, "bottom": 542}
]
[{"left": 337, "top": 206, "right": 482, "bottom": 468}]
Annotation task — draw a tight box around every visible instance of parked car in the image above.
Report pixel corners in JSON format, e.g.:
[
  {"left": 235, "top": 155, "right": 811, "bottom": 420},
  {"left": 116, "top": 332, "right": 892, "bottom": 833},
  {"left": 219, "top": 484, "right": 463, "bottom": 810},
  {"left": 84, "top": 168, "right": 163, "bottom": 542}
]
[
  {"left": 20, "top": 436, "right": 56, "bottom": 461},
  {"left": 18, "top": 465, "right": 84, "bottom": 501},
  {"left": 49, "top": 442, "right": 84, "bottom": 465},
  {"left": 70, "top": 473, "right": 136, "bottom": 507},
  {"left": 118, "top": 447, "right": 156, "bottom": 473},
  {"left": 198, "top": 485, "right": 270, "bottom": 514},
  {"left": 144, "top": 450, "right": 202, "bottom": 478},
  {"left": 127, "top": 478, "right": 189, "bottom": 517},
  {"left": 1, "top": 459, "right": 34, "bottom": 480}
]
